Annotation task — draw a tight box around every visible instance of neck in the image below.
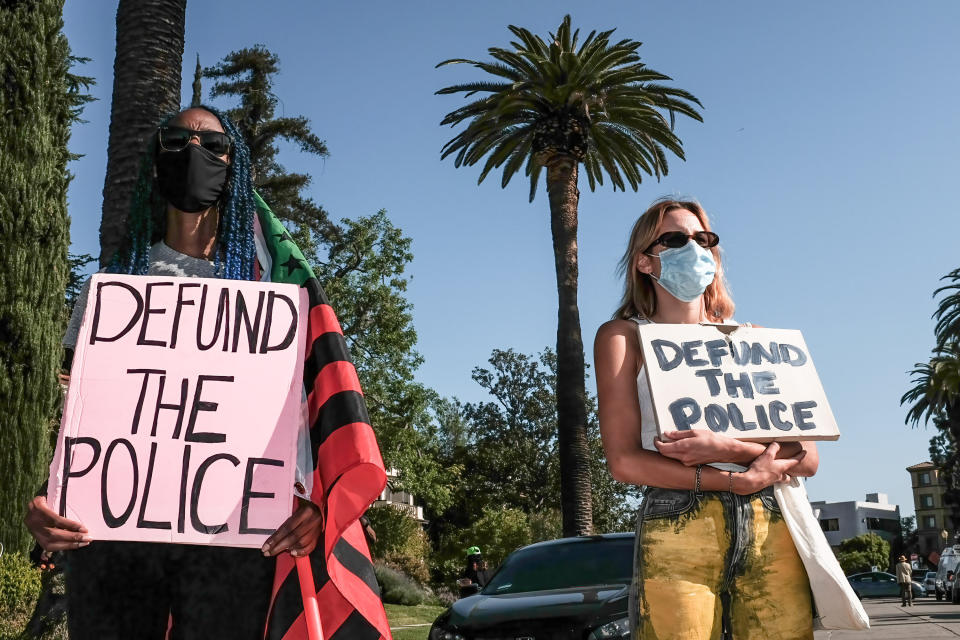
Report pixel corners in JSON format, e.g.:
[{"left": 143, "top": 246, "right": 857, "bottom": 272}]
[
  {"left": 649, "top": 286, "right": 707, "bottom": 324},
  {"left": 164, "top": 205, "right": 218, "bottom": 259}
]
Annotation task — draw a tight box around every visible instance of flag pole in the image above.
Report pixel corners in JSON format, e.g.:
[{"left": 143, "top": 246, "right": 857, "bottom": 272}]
[{"left": 295, "top": 555, "right": 324, "bottom": 640}]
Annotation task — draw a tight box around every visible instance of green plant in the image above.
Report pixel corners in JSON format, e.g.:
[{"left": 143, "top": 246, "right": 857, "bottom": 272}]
[
  {"left": 0, "top": 552, "right": 42, "bottom": 639},
  {"left": 836, "top": 533, "right": 891, "bottom": 575},
  {"left": 366, "top": 505, "right": 431, "bottom": 585},
  {"left": 375, "top": 563, "right": 432, "bottom": 606}
]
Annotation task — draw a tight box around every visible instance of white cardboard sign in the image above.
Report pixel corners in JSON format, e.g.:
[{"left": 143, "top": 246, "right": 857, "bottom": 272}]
[{"left": 637, "top": 324, "right": 839, "bottom": 442}]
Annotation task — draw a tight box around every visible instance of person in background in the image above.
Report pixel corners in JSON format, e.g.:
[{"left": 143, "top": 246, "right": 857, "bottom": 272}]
[
  {"left": 896, "top": 555, "right": 914, "bottom": 606},
  {"left": 458, "top": 546, "right": 493, "bottom": 597}
]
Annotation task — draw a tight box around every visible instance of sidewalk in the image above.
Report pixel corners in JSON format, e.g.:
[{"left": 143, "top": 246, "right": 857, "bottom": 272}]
[{"left": 815, "top": 596, "right": 960, "bottom": 639}]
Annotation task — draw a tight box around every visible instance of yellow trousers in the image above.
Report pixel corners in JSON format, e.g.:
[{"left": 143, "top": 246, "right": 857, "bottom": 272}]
[{"left": 631, "top": 488, "right": 813, "bottom": 640}]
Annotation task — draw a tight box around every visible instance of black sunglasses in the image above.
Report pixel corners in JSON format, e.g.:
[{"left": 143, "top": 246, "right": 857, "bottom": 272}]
[
  {"left": 157, "top": 126, "right": 232, "bottom": 156},
  {"left": 644, "top": 230, "right": 719, "bottom": 253}
]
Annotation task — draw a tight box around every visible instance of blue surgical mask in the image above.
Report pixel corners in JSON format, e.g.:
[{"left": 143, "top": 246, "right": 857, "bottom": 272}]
[{"left": 647, "top": 241, "right": 717, "bottom": 302}]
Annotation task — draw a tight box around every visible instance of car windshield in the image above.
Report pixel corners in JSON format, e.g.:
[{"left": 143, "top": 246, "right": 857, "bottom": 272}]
[{"left": 483, "top": 538, "right": 633, "bottom": 596}]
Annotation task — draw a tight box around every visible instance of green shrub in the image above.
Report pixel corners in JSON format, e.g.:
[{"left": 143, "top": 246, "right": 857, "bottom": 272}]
[
  {"left": 0, "top": 551, "right": 42, "bottom": 639},
  {"left": 366, "top": 505, "right": 431, "bottom": 585},
  {"left": 433, "top": 506, "right": 562, "bottom": 587},
  {"left": 836, "top": 533, "right": 891, "bottom": 574},
  {"left": 375, "top": 562, "right": 433, "bottom": 606}
]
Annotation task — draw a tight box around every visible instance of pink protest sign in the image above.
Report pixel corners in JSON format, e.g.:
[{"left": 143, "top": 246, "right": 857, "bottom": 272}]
[{"left": 48, "top": 274, "right": 308, "bottom": 547}]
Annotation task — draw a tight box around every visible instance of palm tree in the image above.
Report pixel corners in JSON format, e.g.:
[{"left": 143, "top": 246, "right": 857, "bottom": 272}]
[
  {"left": 99, "top": 0, "right": 186, "bottom": 266},
  {"left": 903, "top": 268, "right": 960, "bottom": 532},
  {"left": 437, "top": 15, "right": 703, "bottom": 536}
]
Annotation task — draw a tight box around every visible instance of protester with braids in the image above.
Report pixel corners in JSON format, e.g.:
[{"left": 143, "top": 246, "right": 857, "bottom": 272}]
[
  {"left": 109, "top": 105, "right": 258, "bottom": 279},
  {"left": 25, "top": 106, "right": 322, "bottom": 639}
]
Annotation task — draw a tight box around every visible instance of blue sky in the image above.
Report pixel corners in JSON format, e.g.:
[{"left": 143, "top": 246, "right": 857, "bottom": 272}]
[{"left": 62, "top": 1, "right": 960, "bottom": 522}]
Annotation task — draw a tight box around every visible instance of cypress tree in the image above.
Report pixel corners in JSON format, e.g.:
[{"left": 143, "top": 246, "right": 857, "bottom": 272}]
[{"left": 0, "top": 0, "right": 75, "bottom": 554}]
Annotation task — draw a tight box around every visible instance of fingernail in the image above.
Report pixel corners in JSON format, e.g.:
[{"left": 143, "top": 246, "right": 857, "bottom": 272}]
[
  {"left": 79, "top": 541, "right": 90, "bottom": 548},
  {"left": 261, "top": 544, "right": 269, "bottom": 553},
  {"left": 290, "top": 550, "right": 298, "bottom": 557}
]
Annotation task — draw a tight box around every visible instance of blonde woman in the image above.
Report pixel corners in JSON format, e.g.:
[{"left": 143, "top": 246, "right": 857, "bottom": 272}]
[{"left": 594, "top": 198, "right": 818, "bottom": 639}]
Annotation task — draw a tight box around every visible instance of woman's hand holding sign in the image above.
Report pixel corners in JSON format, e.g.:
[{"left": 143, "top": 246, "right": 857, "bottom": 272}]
[
  {"left": 653, "top": 429, "right": 738, "bottom": 466},
  {"left": 733, "top": 442, "right": 806, "bottom": 494},
  {"left": 655, "top": 429, "right": 819, "bottom": 476},
  {"left": 261, "top": 498, "right": 323, "bottom": 557},
  {"left": 25, "top": 496, "right": 92, "bottom": 551}
]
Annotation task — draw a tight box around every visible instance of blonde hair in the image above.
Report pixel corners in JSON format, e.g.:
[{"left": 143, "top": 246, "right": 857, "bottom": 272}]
[{"left": 614, "top": 198, "right": 734, "bottom": 322}]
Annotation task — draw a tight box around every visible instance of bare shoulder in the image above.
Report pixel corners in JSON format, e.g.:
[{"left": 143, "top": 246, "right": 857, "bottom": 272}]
[
  {"left": 594, "top": 318, "right": 643, "bottom": 368},
  {"left": 595, "top": 318, "right": 639, "bottom": 345}
]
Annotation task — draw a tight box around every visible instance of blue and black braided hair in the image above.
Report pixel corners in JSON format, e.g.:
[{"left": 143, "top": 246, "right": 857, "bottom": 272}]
[{"left": 107, "top": 105, "right": 257, "bottom": 280}]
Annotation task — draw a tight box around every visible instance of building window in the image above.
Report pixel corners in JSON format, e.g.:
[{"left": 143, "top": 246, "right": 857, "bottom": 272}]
[
  {"left": 921, "top": 494, "right": 935, "bottom": 508},
  {"left": 920, "top": 471, "right": 932, "bottom": 486},
  {"left": 923, "top": 515, "right": 937, "bottom": 529},
  {"left": 821, "top": 518, "right": 839, "bottom": 532},
  {"left": 866, "top": 517, "right": 900, "bottom": 534}
]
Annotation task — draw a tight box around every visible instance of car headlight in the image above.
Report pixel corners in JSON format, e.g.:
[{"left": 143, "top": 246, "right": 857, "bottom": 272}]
[
  {"left": 588, "top": 616, "right": 630, "bottom": 639},
  {"left": 429, "top": 626, "right": 465, "bottom": 640}
]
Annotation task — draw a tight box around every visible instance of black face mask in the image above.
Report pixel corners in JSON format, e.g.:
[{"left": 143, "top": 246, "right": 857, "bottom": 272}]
[{"left": 155, "top": 144, "right": 229, "bottom": 213}]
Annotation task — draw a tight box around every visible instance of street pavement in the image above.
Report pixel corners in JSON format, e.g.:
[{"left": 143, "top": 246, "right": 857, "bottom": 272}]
[{"left": 815, "top": 595, "right": 960, "bottom": 639}]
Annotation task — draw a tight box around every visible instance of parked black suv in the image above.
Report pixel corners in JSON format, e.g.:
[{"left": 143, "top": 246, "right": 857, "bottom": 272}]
[{"left": 429, "top": 534, "right": 633, "bottom": 640}]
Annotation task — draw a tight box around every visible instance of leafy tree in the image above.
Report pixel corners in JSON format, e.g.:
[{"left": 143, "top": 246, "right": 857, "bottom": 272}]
[
  {"left": 365, "top": 504, "right": 431, "bottom": 585},
  {"left": 903, "top": 268, "right": 960, "bottom": 532},
  {"left": 835, "top": 533, "right": 891, "bottom": 575},
  {"left": 310, "top": 211, "right": 460, "bottom": 512},
  {"left": 202, "top": 45, "right": 334, "bottom": 247},
  {"left": 437, "top": 15, "right": 703, "bottom": 536},
  {"left": 0, "top": 0, "right": 86, "bottom": 555},
  {"left": 65, "top": 252, "right": 96, "bottom": 311},
  {"left": 99, "top": 0, "right": 186, "bottom": 266},
  {"left": 427, "top": 348, "right": 640, "bottom": 585}
]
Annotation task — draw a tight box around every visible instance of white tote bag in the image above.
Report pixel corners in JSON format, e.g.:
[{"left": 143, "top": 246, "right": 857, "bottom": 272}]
[{"left": 774, "top": 477, "right": 871, "bottom": 630}]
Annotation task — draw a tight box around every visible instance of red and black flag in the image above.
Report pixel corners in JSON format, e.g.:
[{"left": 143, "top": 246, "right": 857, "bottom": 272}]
[{"left": 253, "top": 194, "right": 391, "bottom": 640}]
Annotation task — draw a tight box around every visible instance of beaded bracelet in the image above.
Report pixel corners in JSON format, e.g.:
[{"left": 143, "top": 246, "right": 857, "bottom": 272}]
[
  {"left": 728, "top": 471, "right": 735, "bottom": 494},
  {"left": 695, "top": 464, "right": 703, "bottom": 496}
]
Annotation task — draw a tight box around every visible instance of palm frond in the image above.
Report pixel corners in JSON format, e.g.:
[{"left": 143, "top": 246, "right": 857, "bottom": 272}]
[
  {"left": 436, "top": 16, "right": 702, "bottom": 200},
  {"left": 934, "top": 268, "right": 960, "bottom": 347}
]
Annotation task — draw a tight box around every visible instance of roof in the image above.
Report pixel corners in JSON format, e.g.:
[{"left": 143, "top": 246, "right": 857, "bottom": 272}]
[
  {"left": 519, "top": 533, "right": 633, "bottom": 552},
  {"left": 907, "top": 461, "right": 937, "bottom": 471}
]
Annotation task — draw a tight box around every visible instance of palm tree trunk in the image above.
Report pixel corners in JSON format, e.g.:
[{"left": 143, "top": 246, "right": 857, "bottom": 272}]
[
  {"left": 546, "top": 154, "right": 593, "bottom": 537},
  {"left": 99, "top": 0, "right": 186, "bottom": 266}
]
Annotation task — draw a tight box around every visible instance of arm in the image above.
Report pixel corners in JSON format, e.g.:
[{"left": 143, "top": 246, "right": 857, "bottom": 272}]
[
  {"left": 261, "top": 498, "right": 323, "bottom": 557},
  {"left": 655, "top": 430, "right": 819, "bottom": 477},
  {"left": 594, "top": 320, "right": 804, "bottom": 493},
  {"left": 24, "top": 350, "right": 93, "bottom": 551}
]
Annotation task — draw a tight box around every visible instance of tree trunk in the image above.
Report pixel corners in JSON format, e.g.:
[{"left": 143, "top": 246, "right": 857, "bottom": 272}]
[
  {"left": 546, "top": 154, "right": 593, "bottom": 537},
  {"left": 99, "top": 0, "right": 186, "bottom": 266},
  {"left": 0, "top": 0, "right": 71, "bottom": 554}
]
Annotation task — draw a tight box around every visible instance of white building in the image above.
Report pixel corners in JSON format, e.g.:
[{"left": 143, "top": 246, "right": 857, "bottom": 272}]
[
  {"left": 809, "top": 493, "right": 901, "bottom": 549},
  {"left": 372, "top": 468, "right": 426, "bottom": 522}
]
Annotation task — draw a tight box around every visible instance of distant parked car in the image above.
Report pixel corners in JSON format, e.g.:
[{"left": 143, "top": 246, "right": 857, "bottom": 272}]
[
  {"left": 430, "top": 534, "right": 633, "bottom": 640},
  {"left": 847, "top": 572, "right": 924, "bottom": 599},
  {"left": 937, "top": 546, "right": 960, "bottom": 601},
  {"left": 925, "top": 571, "right": 937, "bottom": 596}
]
